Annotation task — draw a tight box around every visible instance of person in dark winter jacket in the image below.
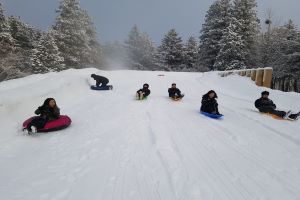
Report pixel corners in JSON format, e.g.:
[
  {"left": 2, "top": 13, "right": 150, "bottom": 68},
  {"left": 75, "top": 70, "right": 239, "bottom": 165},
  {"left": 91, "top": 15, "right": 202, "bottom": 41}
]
[
  {"left": 136, "top": 83, "right": 151, "bottom": 100},
  {"left": 200, "top": 90, "right": 221, "bottom": 115},
  {"left": 168, "top": 83, "right": 184, "bottom": 100},
  {"left": 255, "top": 91, "right": 299, "bottom": 119},
  {"left": 26, "top": 98, "right": 60, "bottom": 133},
  {"left": 91, "top": 74, "right": 109, "bottom": 87}
]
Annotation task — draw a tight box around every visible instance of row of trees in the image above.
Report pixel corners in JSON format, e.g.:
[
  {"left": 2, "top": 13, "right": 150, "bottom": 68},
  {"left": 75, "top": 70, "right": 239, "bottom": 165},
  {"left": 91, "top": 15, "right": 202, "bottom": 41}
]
[
  {"left": 103, "top": 0, "right": 261, "bottom": 73},
  {"left": 259, "top": 20, "right": 300, "bottom": 91},
  {"left": 1, "top": 0, "right": 300, "bottom": 92},
  {"left": 104, "top": 0, "right": 299, "bottom": 91},
  {"left": 120, "top": 26, "right": 198, "bottom": 71},
  {"left": 0, "top": 0, "right": 101, "bottom": 81}
]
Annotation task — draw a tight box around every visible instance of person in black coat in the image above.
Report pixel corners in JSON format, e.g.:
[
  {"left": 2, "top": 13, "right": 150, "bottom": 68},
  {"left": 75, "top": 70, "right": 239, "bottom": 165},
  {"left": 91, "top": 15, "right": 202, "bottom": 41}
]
[
  {"left": 91, "top": 74, "right": 109, "bottom": 87},
  {"left": 255, "top": 91, "right": 299, "bottom": 119},
  {"left": 200, "top": 90, "right": 220, "bottom": 115},
  {"left": 26, "top": 98, "right": 60, "bottom": 133},
  {"left": 168, "top": 83, "right": 184, "bottom": 99},
  {"left": 136, "top": 83, "right": 151, "bottom": 100}
]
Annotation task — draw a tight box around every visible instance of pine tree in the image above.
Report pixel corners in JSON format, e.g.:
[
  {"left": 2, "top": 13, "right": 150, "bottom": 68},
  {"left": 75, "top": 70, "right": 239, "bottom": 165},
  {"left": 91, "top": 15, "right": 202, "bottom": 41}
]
[
  {"left": 81, "top": 10, "right": 102, "bottom": 67},
  {"left": 158, "top": 29, "right": 184, "bottom": 71},
  {"left": 141, "top": 33, "right": 159, "bottom": 70},
  {"left": 8, "top": 16, "right": 39, "bottom": 50},
  {"left": 184, "top": 36, "right": 198, "bottom": 71},
  {"left": 53, "top": 0, "right": 101, "bottom": 68},
  {"left": 272, "top": 21, "right": 300, "bottom": 77},
  {"left": 284, "top": 20, "right": 300, "bottom": 78},
  {"left": 257, "top": 20, "right": 300, "bottom": 91},
  {"left": 125, "top": 25, "right": 158, "bottom": 70},
  {"left": 198, "top": 0, "right": 231, "bottom": 70},
  {"left": 31, "top": 31, "right": 65, "bottom": 74},
  {"left": 232, "top": 0, "right": 260, "bottom": 68},
  {"left": 7, "top": 16, "right": 42, "bottom": 74},
  {"left": 214, "top": 18, "right": 246, "bottom": 70},
  {"left": 0, "top": 2, "right": 14, "bottom": 58}
]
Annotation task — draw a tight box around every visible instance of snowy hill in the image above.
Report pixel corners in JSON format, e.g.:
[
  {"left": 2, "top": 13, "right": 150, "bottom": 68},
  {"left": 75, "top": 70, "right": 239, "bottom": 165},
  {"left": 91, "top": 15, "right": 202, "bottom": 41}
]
[{"left": 1, "top": 69, "right": 300, "bottom": 200}]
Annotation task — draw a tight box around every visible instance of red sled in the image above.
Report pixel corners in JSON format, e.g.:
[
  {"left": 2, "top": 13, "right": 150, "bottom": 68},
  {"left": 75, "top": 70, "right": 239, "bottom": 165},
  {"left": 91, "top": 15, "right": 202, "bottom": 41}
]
[{"left": 22, "top": 115, "right": 72, "bottom": 132}]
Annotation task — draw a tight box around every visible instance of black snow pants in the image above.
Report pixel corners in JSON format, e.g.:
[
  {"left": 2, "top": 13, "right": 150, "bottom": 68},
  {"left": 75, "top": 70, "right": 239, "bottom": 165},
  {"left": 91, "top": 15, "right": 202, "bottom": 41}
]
[
  {"left": 27, "top": 117, "right": 48, "bottom": 131},
  {"left": 259, "top": 107, "right": 286, "bottom": 118}
]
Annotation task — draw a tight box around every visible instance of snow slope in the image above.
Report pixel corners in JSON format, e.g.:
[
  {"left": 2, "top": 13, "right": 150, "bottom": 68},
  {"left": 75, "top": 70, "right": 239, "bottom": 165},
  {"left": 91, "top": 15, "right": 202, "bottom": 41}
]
[{"left": 1, "top": 69, "right": 300, "bottom": 200}]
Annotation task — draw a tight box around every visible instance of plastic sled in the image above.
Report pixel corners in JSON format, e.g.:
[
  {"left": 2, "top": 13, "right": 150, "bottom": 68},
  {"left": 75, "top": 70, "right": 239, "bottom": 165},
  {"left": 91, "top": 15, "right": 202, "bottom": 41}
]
[
  {"left": 91, "top": 85, "right": 113, "bottom": 90},
  {"left": 200, "top": 111, "right": 224, "bottom": 119},
  {"left": 136, "top": 96, "right": 148, "bottom": 101},
  {"left": 170, "top": 94, "right": 184, "bottom": 101},
  {"left": 261, "top": 113, "right": 295, "bottom": 121}
]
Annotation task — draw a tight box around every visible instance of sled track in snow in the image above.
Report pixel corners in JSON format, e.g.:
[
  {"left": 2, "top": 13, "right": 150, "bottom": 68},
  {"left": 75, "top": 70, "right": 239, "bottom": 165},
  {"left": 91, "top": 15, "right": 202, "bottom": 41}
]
[{"left": 1, "top": 69, "right": 300, "bottom": 200}]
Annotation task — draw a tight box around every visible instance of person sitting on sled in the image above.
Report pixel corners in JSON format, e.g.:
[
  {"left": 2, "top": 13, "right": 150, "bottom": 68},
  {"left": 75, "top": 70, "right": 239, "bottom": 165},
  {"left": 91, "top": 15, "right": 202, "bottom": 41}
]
[
  {"left": 91, "top": 74, "right": 109, "bottom": 87},
  {"left": 255, "top": 91, "right": 299, "bottom": 120},
  {"left": 136, "top": 83, "right": 151, "bottom": 100},
  {"left": 168, "top": 83, "right": 184, "bottom": 100},
  {"left": 200, "top": 90, "right": 221, "bottom": 115},
  {"left": 25, "top": 98, "right": 60, "bottom": 133}
]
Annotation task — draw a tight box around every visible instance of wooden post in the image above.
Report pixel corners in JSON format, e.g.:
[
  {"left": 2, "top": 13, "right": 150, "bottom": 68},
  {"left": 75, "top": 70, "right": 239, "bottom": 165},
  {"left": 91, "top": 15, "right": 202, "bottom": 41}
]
[
  {"left": 246, "top": 70, "right": 251, "bottom": 77},
  {"left": 251, "top": 70, "right": 256, "bottom": 81},
  {"left": 255, "top": 69, "right": 264, "bottom": 86},
  {"left": 263, "top": 68, "right": 273, "bottom": 88}
]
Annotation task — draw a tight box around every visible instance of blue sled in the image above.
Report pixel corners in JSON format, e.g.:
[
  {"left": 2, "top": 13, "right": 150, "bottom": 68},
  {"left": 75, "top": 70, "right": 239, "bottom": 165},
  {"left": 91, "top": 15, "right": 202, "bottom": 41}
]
[
  {"left": 200, "top": 111, "right": 224, "bottom": 119},
  {"left": 91, "top": 85, "right": 113, "bottom": 90}
]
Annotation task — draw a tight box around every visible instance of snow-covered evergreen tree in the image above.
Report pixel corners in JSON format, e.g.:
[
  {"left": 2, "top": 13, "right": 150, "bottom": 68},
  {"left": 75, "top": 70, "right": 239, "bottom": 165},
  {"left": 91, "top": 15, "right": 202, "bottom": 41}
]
[
  {"left": 31, "top": 31, "right": 65, "bottom": 74},
  {"left": 257, "top": 19, "right": 300, "bottom": 91},
  {"left": 81, "top": 10, "right": 102, "bottom": 67},
  {"left": 125, "top": 25, "right": 158, "bottom": 70},
  {"left": 53, "top": 0, "right": 101, "bottom": 68},
  {"left": 214, "top": 18, "right": 246, "bottom": 70},
  {"left": 0, "top": 2, "right": 14, "bottom": 58},
  {"left": 184, "top": 36, "right": 198, "bottom": 71},
  {"left": 284, "top": 21, "right": 300, "bottom": 78},
  {"left": 8, "top": 16, "right": 39, "bottom": 50},
  {"left": 232, "top": 0, "right": 260, "bottom": 68},
  {"left": 7, "top": 16, "right": 42, "bottom": 74},
  {"left": 141, "top": 33, "right": 160, "bottom": 70},
  {"left": 158, "top": 29, "right": 184, "bottom": 71},
  {"left": 198, "top": 0, "right": 231, "bottom": 70},
  {"left": 272, "top": 21, "right": 300, "bottom": 77}
]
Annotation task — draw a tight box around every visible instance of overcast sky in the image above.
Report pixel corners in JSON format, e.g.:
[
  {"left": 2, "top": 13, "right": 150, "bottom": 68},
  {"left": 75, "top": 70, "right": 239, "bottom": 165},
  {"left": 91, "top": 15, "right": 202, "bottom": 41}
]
[{"left": 2, "top": 0, "right": 300, "bottom": 44}]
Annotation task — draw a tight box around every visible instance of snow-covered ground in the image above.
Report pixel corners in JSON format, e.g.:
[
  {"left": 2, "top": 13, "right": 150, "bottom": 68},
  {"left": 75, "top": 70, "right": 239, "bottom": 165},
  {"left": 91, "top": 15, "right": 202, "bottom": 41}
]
[{"left": 1, "top": 69, "right": 300, "bottom": 200}]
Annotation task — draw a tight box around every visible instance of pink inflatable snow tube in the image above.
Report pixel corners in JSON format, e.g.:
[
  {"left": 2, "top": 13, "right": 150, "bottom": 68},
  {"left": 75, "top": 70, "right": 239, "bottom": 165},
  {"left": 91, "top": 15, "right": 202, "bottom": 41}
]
[{"left": 23, "top": 115, "right": 72, "bottom": 132}]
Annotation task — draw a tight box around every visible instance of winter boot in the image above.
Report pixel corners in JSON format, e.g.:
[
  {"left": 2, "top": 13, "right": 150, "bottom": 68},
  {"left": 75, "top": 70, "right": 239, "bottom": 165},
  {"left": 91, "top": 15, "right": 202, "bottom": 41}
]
[
  {"left": 283, "top": 110, "right": 292, "bottom": 119},
  {"left": 31, "top": 126, "right": 37, "bottom": 133},
  {"left": 139, "top": 92, "right": 144, "bottom": 100},
  {"left": 288, "top": 111, "right": 300, "bottom": 120},
  {"left": 23, "top": 128, "right": 29, "bottom": 134}
]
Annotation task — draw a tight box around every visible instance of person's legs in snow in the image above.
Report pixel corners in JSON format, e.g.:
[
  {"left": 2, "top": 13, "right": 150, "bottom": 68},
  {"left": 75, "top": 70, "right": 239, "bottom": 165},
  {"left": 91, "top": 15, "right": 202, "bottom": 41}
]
[
  {"left": 101, "top": 79, "right": 109, "bottom": 87},
  {"left": 27, "top": 117, "right": 47, "bottom": 133},
  {"left": 96, "top": 80, "right": 101, "bottom": 87}
]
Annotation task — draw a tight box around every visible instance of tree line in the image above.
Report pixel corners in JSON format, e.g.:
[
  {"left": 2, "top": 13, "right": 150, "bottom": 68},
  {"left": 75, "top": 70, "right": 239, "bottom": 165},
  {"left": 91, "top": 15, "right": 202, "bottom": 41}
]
[{"left": 1, "top": 0, "right": 299, "bottom": 92}]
